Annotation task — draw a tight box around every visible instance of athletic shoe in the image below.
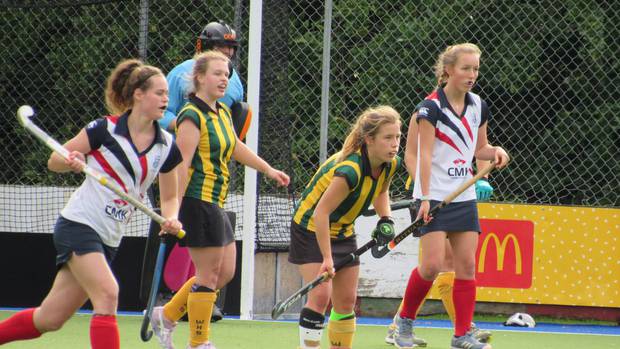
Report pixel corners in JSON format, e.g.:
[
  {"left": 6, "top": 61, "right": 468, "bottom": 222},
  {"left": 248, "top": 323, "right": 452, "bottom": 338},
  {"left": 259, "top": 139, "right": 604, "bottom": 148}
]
[
  {"left": 471, "top": 322, "right": 492, "bottom": 343},
  {"left": 451, "top": 330, "right": 492, "bottom": 349},
  {"left": 394, "top": 316, "right": 417, "bottom": 349},
  {"left": 211, "top": 305, "right": 224, "bottom": 322},
  {"left": 386, "top": 315, "right": 427, "bottom": 346},
  {"left": 151, "top": 306, "right": 176, "bottom": 349},
  {"left": 187, "top": 342, "right": 216, "bottom": 349}
]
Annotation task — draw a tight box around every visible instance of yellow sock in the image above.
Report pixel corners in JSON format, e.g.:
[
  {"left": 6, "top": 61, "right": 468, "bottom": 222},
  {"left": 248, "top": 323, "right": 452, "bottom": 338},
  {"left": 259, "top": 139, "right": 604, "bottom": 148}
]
[
  {"left": 163, "top": 276, "right": 196, "bottom": 322},
  {"left": 436, "top": 271, "right": 456, "bottom": 324},
  {"left": 188, "top": 291, "right": 217, "bottom": 347},
  {"left": 328, "top": 318, "right": 356, "bottom": 348}
]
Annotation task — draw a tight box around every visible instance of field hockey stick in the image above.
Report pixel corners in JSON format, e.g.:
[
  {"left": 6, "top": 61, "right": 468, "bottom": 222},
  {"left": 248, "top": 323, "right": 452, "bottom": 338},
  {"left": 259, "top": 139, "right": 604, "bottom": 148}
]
[
  {"left": 370, "top": 161, "right": 497, "bottom": 258},
  {"left": 16, "top": 105, "right": 185, "bottom": 239},
  {"left": 271, "top": 236, "right": 379, "bottom": 319},
  {"left": 140, "top": 234, "right": 167, "bottom": 341},
  {"left": 361, "top": 199, "right": 414, "bottom": 217}
]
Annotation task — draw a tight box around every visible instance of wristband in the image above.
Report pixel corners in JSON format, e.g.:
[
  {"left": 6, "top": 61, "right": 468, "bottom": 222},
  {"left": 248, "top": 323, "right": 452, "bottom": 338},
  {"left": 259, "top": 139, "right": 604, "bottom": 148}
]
[{"left": 419, "top": 195, "right": 430, "bottom": 201}]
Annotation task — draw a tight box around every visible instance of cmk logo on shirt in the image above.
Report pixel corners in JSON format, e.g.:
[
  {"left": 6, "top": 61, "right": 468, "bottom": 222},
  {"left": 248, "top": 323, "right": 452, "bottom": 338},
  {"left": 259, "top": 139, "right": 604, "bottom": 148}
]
[
  {"left": 105, "top": 198, "right": 133, "bottom": 223},
  {"left": 448, "top": 158, "right": 473, "bottom": 178}
]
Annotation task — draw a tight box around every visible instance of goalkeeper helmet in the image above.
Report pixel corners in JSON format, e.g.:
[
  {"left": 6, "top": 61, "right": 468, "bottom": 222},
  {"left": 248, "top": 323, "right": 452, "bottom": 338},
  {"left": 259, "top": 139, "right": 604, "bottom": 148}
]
[{"left": 198, "top": 20, "right": 239, "bottom": 52}]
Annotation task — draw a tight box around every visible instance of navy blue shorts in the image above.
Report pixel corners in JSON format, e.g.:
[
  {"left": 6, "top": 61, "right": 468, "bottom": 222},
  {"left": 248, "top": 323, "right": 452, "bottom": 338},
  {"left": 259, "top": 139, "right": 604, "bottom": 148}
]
[
  {"left": 288, "top": 222, "right": 360, "bottom": 267},
  {"left": 53, "top": 216, "right": 118, "bottom": 267},
  {"left": 178, "top": 197, "right": 234, "bottom": 247},
  {"left": 417, "top": 199, "right": 481, "bottom": 235}
]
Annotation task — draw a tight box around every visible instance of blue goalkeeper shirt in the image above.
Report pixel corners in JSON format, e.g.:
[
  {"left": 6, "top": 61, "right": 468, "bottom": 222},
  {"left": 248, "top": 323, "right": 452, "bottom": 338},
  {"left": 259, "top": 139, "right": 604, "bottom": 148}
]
[{"left": 160, "top": 58, "right": 244, "bottom": 131}]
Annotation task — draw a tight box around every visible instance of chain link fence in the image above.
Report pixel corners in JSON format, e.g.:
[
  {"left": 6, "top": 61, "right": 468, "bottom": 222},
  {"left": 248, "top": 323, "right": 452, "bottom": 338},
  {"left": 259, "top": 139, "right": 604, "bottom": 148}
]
[{"left": 1, "top": 1, "right": 618, "bottom": 250}]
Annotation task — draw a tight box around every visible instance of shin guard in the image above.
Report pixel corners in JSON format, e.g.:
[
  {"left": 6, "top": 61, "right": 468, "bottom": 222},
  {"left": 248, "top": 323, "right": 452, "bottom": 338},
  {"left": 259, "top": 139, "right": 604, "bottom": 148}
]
[
  {"left": 298, "top": 307, "right": 325, "bottom": 348},
  {"left": 327, "top": 317, "right": 356, "bottom": 348}
]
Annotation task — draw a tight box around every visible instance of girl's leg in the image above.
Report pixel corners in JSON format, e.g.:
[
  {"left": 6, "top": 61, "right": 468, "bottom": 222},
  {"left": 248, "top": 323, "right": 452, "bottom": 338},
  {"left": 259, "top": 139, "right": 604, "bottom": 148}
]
[
  {"left": 448, "top": 231, "right": 479, "bottom": 337},
  {"left": 0, "top": 266, "right": 87, "bottom": 344},
  {"left": 297, "top": 263, "right": 332, "bottom": 349},
  {"left": 328, "top": 265, "right": 359, "bottom": 349},
  {"left": 400, "top": 232, "right": 447, "bottom": 319},
  {"left": 68, "top": 252, "right": 120, "bottom": 349},
  {"left": 186, "top": 245, "right": 227, "bottom": 347}
]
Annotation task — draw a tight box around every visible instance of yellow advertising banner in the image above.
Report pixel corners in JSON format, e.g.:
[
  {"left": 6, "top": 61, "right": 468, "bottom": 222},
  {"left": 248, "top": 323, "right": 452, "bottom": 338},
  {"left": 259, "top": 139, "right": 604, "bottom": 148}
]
[{"left": 427, "top": 203, "right": 620, "bottom": 307}]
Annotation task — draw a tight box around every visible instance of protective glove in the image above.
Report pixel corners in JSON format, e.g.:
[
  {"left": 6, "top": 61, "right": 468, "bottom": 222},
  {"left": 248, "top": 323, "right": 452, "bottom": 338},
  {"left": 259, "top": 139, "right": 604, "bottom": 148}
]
[
  {"left": 475, "top": 178, "right": 493, "bottom": 201},
  {"left": 371, "top": 216, "right": 395, "bottom": 246}
]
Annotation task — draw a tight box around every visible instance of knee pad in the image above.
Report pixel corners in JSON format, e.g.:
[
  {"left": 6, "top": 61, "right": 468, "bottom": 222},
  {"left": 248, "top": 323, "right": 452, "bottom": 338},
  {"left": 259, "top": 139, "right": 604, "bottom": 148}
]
[
  {"left": 298, "top": 307, "right": 325, "bottom": 348},
  {"left": 327, "top": 314, "right": 356, "bottom": 348}
]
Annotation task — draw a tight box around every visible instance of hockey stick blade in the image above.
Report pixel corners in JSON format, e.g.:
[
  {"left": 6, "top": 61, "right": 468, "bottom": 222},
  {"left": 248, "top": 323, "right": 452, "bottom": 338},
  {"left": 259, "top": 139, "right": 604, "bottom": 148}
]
[{"left": 271, "top": 239, "right": 377, "bottom": 319}]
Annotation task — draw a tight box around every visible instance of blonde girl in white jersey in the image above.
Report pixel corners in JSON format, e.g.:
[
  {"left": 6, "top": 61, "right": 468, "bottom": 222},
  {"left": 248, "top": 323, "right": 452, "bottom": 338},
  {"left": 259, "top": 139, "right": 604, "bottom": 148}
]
[{"left": 392, "top": 43, "right": 509, "bottom": 349}]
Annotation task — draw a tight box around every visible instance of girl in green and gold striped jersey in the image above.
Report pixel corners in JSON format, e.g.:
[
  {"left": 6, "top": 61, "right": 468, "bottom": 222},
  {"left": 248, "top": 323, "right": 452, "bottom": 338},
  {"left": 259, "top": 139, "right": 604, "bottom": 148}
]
[
  {"left": 151, "top": 51, "right": 289, "bottom": 349},
  {"left": 289, "top": 106, "right": 402, "bottom": 349}
]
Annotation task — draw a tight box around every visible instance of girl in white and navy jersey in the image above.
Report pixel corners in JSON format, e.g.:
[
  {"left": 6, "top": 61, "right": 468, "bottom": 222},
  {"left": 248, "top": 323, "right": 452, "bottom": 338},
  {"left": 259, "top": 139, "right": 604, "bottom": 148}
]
[
  {"left": 393, "top": 44, "right": 509, "bottom": 349},
  {"left": 0, "top": 59, "right": 183, "bottom": 349}
]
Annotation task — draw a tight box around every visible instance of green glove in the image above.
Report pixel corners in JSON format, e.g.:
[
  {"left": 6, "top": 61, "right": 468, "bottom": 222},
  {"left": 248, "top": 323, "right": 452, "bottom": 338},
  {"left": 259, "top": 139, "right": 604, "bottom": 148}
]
[
  {"left": 475, "top": 178, "right": 493, "bottom": 201},
  {"left": 372, "top": 216, "right": 395, "bottom": 246}
]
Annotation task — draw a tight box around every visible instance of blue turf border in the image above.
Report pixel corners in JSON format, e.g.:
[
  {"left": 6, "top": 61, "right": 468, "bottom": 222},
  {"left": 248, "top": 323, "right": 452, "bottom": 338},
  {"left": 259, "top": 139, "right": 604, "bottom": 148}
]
[{"left": 2, "top": 307, "right": 618, "bottom": 336}]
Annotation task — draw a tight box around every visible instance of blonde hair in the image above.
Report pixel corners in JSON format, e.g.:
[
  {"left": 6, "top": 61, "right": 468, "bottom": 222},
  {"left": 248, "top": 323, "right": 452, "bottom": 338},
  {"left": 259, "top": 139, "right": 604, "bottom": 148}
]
[
  {"left": 190, "top": 50, "right": 230, "bottom": 94},
  {"left": 433, "top": 43, "right": 481, "bottom": 87},
  {"left": 105, "top": 59, "right": 163, "bottom": 115},
  {"left": 338, "top": 105, "right": 401, "bottom": 162}
]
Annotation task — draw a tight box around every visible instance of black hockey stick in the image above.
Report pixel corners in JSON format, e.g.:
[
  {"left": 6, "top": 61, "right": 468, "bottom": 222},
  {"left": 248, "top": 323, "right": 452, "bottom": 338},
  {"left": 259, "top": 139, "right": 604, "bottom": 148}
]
[
  {"left": 361, "top": 199, "right": 414, "bottom": 217},
  {"left": 140, "top": 235, "right": 167, "bottom": 341},
  {"left": 370, "top": 161, "right": 497, "bottom": 258}
]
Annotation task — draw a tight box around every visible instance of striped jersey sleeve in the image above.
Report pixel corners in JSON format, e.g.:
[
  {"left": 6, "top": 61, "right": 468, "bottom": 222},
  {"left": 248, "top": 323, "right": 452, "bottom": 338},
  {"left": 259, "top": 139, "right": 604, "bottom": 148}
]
[
  {"left": 415, "top": 99, "right": 440, "bottom": 127},
  {"left": 176, "top": 107, "right": 202, "bottom": 129},
  {"left": 160, "top": 141, "right": 182, "bottom": 173},
  {"left": 333, "top": 162, "right": 360, "bottom": 189},
  {"left": 85, "top": 117, "right": 108, "bottom": 150}
]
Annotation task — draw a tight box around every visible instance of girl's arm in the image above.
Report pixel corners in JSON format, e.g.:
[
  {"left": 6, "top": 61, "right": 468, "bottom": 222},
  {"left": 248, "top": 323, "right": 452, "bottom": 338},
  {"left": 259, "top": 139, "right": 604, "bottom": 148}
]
[
  {"left": 175, "top": 120, "right": 201, "bottom": 203},
  {"left": 158, "top": 168, "right": 182, "bottom": 235},
  {"left": 47, "top": 128, "right": 91, "bottom": 173},
  {"left": 312, "top": 176, "right": 350, "bottom": 277},
  {"left": 404, "top": 112, "right": 419, "bottom": 180},
  {"left": 475, "top": 123, "right": 509, "bottom": 168},
  {"left": 372, "top": 178, "right": 392, "bottom": 218},
  {"left": 417, "top": 118, "right": 436, "bottom": 222},
  {"left": 232, "top": 138, "right": 290, "bottom": 186}
]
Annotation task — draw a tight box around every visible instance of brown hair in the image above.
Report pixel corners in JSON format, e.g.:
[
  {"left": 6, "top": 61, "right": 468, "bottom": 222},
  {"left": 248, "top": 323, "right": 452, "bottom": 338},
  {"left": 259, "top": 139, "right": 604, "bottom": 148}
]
[
  {"left": 433, "top": 43, "right": 481, "bottom": 87},
  {"left": 190, "top": 50, "right": 229, "bottom": 94},
  {"left": 338, "top": 105, "right": 401, "bottom": 162},
  {"left": 104, "top": 59, "right": 163, "bottom": 115}
]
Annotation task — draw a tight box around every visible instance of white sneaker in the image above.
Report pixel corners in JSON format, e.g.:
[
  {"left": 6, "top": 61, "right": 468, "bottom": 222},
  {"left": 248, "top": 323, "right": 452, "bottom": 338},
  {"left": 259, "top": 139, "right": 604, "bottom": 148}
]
[
  {"left": 471, "top": 322, "right": 492, "bottom": 343},
  {"left": 151, "top": 306, "right": 177, "bottom": 349},
  {"left": 386, "top": 314, "right": 427, "bottom": 347}
]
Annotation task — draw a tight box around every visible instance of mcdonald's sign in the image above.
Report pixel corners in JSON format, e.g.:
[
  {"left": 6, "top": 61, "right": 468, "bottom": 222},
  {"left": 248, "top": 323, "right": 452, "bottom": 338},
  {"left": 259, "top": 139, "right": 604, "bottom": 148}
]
[{"left": 475, "top": 219, "right": 534, "bottom": 288}]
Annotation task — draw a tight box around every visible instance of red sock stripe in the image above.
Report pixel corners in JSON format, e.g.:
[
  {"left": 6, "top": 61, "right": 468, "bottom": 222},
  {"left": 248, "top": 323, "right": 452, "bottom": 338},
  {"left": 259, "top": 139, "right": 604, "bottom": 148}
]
[
  {"left": 0, "top": 308, "right": 41, "bottom": 344},
  {"left": 90, "top": 315, "right": 120, "bottom": 349},
  {"left": 400, "top": 268, "right": 434, "bottom": 319},
  {"left": 453, "top": 278, "right": 476, "bottom": 336}
]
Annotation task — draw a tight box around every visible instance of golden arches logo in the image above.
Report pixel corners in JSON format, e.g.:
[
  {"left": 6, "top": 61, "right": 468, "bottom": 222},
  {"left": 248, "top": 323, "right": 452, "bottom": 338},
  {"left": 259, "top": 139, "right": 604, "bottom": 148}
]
[{"left": 478, "top": 233, "right": 522, "bottom": 274}]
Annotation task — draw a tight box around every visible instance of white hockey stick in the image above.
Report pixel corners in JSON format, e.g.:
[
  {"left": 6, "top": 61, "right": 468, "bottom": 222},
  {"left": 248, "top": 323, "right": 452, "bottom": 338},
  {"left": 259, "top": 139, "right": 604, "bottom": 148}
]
[{"left": 17, "top": 105, "right": 185, "bottom": 239}]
